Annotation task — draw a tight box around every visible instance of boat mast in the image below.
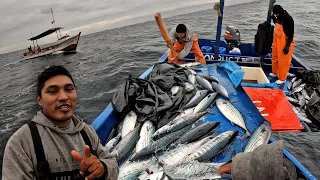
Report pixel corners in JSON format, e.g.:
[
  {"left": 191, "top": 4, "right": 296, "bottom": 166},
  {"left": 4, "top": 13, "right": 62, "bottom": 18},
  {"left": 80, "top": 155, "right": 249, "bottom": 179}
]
[
  {"left": 28, "top": 23, "right": 36, "bottom": 49},
  {"left": 214, "top": 0, "right": 224, "bottom": 60},
  {"left": 51, "top": 8, "right": 60, "bottom": 39}
]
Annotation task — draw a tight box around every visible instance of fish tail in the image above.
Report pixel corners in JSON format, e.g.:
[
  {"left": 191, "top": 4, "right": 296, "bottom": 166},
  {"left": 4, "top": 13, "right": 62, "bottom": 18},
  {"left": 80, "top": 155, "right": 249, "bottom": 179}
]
[{"left": 241, "top": 131, "right": 251, "bottom": 140}]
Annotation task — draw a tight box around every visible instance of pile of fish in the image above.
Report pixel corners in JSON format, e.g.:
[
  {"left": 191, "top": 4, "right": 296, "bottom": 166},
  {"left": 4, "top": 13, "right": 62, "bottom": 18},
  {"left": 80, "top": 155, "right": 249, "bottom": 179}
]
[
  {"left": 105, "top": 63, "right": 272, "bottom": 180},
  {"left": 286, "top": 76, "right": 316, "bottom": 131}
]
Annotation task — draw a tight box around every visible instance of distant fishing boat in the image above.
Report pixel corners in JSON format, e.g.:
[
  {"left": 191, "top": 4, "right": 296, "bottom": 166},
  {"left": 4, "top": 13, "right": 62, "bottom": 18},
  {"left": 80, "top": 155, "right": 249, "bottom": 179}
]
[{"left": 23, "top": 8, "right": 81, "bottom": 60}]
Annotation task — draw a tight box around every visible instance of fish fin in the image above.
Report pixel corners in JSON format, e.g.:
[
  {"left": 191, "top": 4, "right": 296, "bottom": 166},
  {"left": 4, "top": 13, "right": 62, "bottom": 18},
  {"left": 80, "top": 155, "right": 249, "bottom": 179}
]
[
  {"left": 241, "top": 131, "right": 251, "bottom": 140},
  {"left": 208, "top": 110, "right": 216, "bottom": 114}
]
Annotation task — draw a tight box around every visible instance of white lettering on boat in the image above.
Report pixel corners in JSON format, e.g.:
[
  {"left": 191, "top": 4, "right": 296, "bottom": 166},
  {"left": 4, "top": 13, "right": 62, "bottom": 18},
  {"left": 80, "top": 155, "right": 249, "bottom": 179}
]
[{"left": 204, "top": 54, "right": 256, "bottom": 62}]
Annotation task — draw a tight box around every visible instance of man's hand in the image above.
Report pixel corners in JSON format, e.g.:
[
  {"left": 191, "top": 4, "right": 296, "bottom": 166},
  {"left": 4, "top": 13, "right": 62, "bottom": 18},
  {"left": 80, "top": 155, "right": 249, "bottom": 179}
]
[
  {"left": 175, "top": 53, "right": 180, "bottom": 59},
  {"left": 283, "top": 45, "right": 289, "bottom": 55},
  {"left": 71, "top": 145, "right": 105, "bottom": 180},
  {"left": 217, "top": 163, "right": 232, "bottom": 175}
]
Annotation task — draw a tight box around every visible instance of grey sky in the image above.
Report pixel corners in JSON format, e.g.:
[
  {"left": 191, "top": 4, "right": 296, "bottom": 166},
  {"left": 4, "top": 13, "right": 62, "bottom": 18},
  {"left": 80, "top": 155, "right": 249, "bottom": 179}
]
[{"left": 0, "top": 0, "right": 254, "bottom": 54}]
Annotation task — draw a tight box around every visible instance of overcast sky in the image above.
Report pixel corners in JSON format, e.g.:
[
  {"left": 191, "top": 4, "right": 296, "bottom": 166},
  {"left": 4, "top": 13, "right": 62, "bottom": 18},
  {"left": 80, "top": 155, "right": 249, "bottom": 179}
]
[{"left": 0, "top": 0, "right": 254, "bottom": 54}]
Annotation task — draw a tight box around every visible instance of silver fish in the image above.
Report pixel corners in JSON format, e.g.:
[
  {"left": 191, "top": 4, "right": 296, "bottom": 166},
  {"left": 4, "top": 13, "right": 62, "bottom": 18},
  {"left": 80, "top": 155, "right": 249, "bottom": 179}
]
[
  {"left": 291, "top": 77, "right": 297, "bottom": 83},
  {"left": 163, "top": 161, "right": 223, "bottom": 180},
  {"left": 211, "top": 82, "right": 229, "bottom": 99},
  {"left": 170, "top": 86, "right": 180, "bottom": 96},
  {"left": 244, "top": 121, "right": 272, "bottom": 153},
  {"left": 119, "top": 160, "right": 150, "bottom": 180},
  {"left": 175, "top": 122, "right": 220, "bottom": 145},
  {"left": 298, "top": 114, "right": 313, "bottom": 124},
  {"left": 292, "top": 79, "right": 302, "bottom": 89},
  {"left": 105, "top": 134, "right": 121, "bottom": 152},
  {"left": 138, "top": 171, "right": 168, "bottom": 180},
  {"left": 137, "top": 165, "right": 164, "bottom": 180},
  {"left": 216, "top": 98, "right": 250, "bottom": 138},
  {"left": 287, "top": 81, "right": 293, "bottom": 90},
  {"left": 187, "top": 130, "right": 238, "bottom": 162},
  {"left": 292, "top": 86, "right": 303, "bottom": 94},
  {"left": 297, "top": 93, "right": 306, "bottom": 108},
  {"left": 302, "top": 89, "right": 311, "bottom": 101},
  {"left": 200, "top": 75, "right": 219, "bottom": 83},
  {"left": 159, "top": 136, "right": 213, "bottom": 166},
  {"left": 136, "top": 121, "right": 155, "bottom": 153},
  {"left": 189, "top": 69, "right": 197, "bottom": 75},
  {"left": 121, "top": 111, "right": 137, "bottom": 138},
  {"left": 188, "top": 73, "right": 196, "bottom": 84},
  {"left": 184, "top": 90, "right": 208, "bottom": 109},
  {"left": 286, "top": 96, "right": 300, "bottom": 106},
  {"left": 112, "top": 124, "right": 141, "bottom": 162},
  {"left": 193, "top": 93, "right": 217, "bottom": 114},
  {"left": 195, "top": 75, "right": 214, "bottom": 92},
  {"left": 179, "top": 62, "right": 201, "bottom": 68},
  {"left": 173, "top": 107, "right": 195, "bottom": 121},
  {"left": 152, "top": 111, "right": 207, "bottom": 138},
  {"left": 130, "top": 125, "right": 191, "bottom": 161},
  {"left": 184, "top": 82, "right": 194, "bottom": 91},
  {"left": 287, "top": 73, "right": 296, "bottom": 78}
]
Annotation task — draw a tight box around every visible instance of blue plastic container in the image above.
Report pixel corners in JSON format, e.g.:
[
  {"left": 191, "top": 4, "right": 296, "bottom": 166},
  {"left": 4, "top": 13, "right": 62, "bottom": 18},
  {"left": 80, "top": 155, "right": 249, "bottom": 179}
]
[{"left": 201, "top": 46, "right": 213, "bottom": 53}]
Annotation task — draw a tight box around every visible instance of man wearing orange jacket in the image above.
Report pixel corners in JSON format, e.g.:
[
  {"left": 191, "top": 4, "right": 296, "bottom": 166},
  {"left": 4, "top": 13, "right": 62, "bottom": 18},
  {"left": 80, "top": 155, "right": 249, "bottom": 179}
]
[
  {"left": 270, "top": 5, "right": 295, "bottom": 84},
  {"left": 168, "top": 24, "right": 206, "bottom": 64}
]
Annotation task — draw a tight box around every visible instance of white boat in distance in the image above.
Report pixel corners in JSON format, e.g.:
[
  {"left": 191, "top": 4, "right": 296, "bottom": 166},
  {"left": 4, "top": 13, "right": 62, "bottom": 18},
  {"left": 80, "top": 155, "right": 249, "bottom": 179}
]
[{"left": 23, "top": 9, "right": 81, "bottom": 60}]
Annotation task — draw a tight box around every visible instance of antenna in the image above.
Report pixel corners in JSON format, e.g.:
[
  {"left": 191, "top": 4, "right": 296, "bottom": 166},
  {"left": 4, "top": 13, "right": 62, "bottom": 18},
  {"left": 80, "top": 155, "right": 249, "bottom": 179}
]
[{"left": 51, "top": 8, "right": 60, "bottom": 39}]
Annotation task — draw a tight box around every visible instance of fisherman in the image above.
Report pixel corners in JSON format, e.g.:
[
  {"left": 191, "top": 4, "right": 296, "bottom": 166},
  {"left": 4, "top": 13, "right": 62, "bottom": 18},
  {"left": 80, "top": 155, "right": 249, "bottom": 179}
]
[
  {"left": 168, "top": 24, "right": 206, "bottom": 64},
  {"left": 217, "top": 141, "right": 297, "bottom": 179},
  {"left": 269, "top": 4, "right": 295, "bottom": 84},
  {"left": 2, "top": 66, "right": 119, "bottom": 180}
]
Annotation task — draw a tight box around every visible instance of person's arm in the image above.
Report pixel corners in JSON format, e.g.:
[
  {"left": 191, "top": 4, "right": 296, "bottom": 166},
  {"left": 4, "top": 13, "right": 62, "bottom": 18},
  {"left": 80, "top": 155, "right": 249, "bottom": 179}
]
[
  {"left": 282, "top": 15, "right": 294, "bottom": 54},
  {"left": 87, "top": 126, "right": 119, "bottom": 180},
  {"left": 179, "top": 37, "right": 194, "bottom": 58},
  {"left": 2, "top": 127, "right": 35, "bottom": 180}
]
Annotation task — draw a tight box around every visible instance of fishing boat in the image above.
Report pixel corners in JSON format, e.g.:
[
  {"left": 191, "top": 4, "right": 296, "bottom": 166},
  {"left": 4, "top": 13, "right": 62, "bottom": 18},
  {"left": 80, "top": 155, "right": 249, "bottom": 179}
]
[
  {"left": 91, "top": 0, "right": 317, "bottom": 179},
  {"left": 23, "top": 9, "right": 81, "bottom": 60}
]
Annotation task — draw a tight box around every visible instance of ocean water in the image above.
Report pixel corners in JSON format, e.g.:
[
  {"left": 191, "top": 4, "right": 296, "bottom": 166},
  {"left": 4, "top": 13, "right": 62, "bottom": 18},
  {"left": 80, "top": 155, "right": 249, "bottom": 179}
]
[{"left": 0, "top": 0, "right": 319, "bottom": 177}]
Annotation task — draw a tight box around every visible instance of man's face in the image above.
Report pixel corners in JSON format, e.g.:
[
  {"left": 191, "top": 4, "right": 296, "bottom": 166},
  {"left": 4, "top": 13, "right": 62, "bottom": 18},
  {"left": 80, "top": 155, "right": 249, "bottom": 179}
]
[
  {"left": 37, "top": 75, "right": 77, "bottom": 124},
  {"left": 177, "top": 33, "right": 185, "bottom": 38}
]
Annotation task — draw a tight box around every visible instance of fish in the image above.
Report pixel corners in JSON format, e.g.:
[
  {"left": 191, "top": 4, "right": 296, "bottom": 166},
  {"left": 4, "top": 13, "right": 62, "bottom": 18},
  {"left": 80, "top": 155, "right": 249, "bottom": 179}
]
[
  {"left": 159, "top": 136, "right": 213, "bottom": 166},
  {"left": 152, "top": 111, "right": 207, "bottom": 139},
  {"left": 119, "top": 160, "right": 152, "bottom": 180},
  {"left": 184, "top": 82, "right": 194, "bottom": 91},
  {"left": 292, "top": 86, "right": 303, "bottom": 94},
  {"left": 121, "top": 111, "right": 137, "bottom": 139},
  {"left": 244, "top": 121, "right": 272, "bottom": 153},
  {"left": 172, "top": 107, "right": 195, "bottom": 121},
  {"left": 189, "top": 69, "right": 197, "bottom": 75},
  {"left": 291, "top": 77, "right": 297, "bottom": 83},
  {"left": 187, "top": 130, "right": 238, "bottom": 162},
  {"left": 200, "top": 75, "right": 219, "bottom": 83},
  {"left": 105, "top": 133, "right": 121, "bottom": 152},
  {"left": 211, "top": 81, "right": 229, "bottom": 99},
  {"left": 193, "top": 92, "right": 218, "bottom": 114},
  {"left": 170, "top": 86, "right": 180, "bottom": 96},
  {"left": 292, "top": 79, "right": 302, "bottom": 89},
  {"left": 287, "top": 73, "right": 296, "bottom": 78},
  {"left": 298, "top": 115, "right": 313, "bottom": 124},
  {"left": 183, "top": 90, "right": 208, "bottom": 109},
  {"left": 216, "top": 98, "right": 250, "bottom": 138},
  {"left": 130, "top": 125, "right": 191, "bottom": 161},
  {"left": 163, "top": 161, "right": 224, "bottom": 180},
  {"left": 136, "top": 121, "right": 155, "bottom": 153},
  {"left": 179, "top": 62, "right": 201, "bottom": 68},
  {"left": 302, "top": 89, "right": 311, "bottom": 101},
  {"left": 188, "top": 73, "right": 196, "bottom": 84},
  {"left": 297, "top": 93, "right": 306, "bottom": 108},
  {"left": 137, "top": 171, "right": 168, "bottom": 180},
  {"left": 175, "top": 122, "right": 220, "bottom": 145},
  {"left": 111, "top": 124, "right": 141, "bottom": 162},
  {"left": 195, "top": 75, "right": 214, "bottom": 92},
  {"left": 286, "top": 96, "right": 300, "bottom": 106},
  {"left": 287, "top": 81, "right": 293, "bottom": 90}
]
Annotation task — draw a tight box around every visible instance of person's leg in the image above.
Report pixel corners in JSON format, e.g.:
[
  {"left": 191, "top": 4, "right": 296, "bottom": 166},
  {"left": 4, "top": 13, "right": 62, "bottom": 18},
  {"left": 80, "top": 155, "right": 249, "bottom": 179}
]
[
  {"left": 277, "top": 40, "right": 295, "bottom": 81},
  {"left": 191, "top": 35, "right": 206, "bottom": 64},
  {"left": 271, "top": 39, "right": 278, "bottom": 77},
  {"left": 168, "top": 40, "right": 184, "bottom": 63}
]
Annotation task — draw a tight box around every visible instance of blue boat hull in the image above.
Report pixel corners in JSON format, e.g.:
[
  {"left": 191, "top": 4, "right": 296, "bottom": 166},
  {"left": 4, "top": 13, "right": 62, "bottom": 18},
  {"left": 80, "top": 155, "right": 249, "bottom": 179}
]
[{"left": 91, "top": 39, "right": 316, "bottom": 179}]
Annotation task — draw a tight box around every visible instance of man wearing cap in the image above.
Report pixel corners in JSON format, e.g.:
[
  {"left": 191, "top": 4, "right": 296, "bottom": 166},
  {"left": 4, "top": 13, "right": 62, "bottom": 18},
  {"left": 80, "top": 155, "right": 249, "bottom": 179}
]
[
  {"left": 270, "top": 5, "right": 295, "bottom": 84},
  {"left": 168, "top": 24, "right": 206, "bottom": 64}
]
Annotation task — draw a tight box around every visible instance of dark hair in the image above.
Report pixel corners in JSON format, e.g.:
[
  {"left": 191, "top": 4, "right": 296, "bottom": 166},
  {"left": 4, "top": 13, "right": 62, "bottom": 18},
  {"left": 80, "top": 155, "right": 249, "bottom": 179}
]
[
  {"left": 176, "top": 24, "right": 187, "bottom": 33},
  {"left": 272, "top": 5, "right": 284, "bottom": 15},
  {"left": 37, "top": 65, "right": 75, "bottom": 97}
]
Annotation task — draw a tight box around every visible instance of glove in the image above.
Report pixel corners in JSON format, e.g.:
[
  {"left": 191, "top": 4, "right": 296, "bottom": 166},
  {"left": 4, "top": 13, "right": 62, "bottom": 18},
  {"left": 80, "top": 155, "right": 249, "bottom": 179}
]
[{"left": 283, "top": 45, "right": 289, "bottom": 55}]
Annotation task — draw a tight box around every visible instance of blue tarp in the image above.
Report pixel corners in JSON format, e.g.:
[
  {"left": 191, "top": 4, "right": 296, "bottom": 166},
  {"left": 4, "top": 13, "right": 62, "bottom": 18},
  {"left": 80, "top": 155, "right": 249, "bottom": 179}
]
[
  {"left": 218, "top": 61, "right": 244, "bottom": 88},
  {"left": 241, "top": 82, "right": 278, "bottom": 88}
]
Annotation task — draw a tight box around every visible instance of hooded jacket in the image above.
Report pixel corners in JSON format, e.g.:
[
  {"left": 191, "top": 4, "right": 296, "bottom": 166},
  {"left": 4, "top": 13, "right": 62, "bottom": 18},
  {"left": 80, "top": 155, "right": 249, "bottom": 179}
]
[
  {"left": 169, "top": 24, "right": 195, "bottom": 58},
  {"left": 2, "top": 111, "right": 119, "bottom": 180}
]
